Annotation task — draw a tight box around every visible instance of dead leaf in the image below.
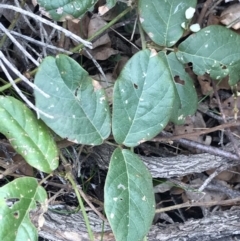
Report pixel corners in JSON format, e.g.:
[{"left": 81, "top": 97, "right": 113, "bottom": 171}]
[
  {"left": 67, "top": 14, "right": 90, "bottom": 46},
  {"left": 198, "top": 74, "right": 230, "bottom": 96},
  {"left": 92, "top": 73, "right": 115, "bottom": 103},
  {"left": 221, "top": 3, "right": 240, "bottom": 29},
  {"left": 85, "top": 46, "right": 118, "bottom": 61},
  {"left": 92, "top": 79, "right": 102, "bottom": 91},
  {"left": 113, "top": 56, "right": 129, "bottom": 79},
  {"left": 184, "top": 178, "right": 227, "bottom": 203},
  {"left": 206, "top": 168, "right": 236, "bottom": 181},
  {"left": 98, "top": 5, "right": 111, "bottom": 16},
  {"left": 88, "top": 15, "right": 111, "bottom": 49}
]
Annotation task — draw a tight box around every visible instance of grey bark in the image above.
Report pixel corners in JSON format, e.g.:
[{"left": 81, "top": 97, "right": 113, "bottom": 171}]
[
  {"left": 37, "top": 143, "right": 240, "bottom": 241},
  {"left": 37, "top": 208, "right": 240, "bottom": 241},
  {"left": 87, "top": 144, "right": 239, "bottom": 178}
]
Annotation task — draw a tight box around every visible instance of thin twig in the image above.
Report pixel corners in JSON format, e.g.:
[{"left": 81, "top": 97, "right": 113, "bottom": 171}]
[
  {"left": 158, "top": 131, "right": 240, "bottom": 162},
  {"left": 197, "top": 0, "right": 214, "bottom": 26},
  {"left": 153, "top": 121, "right": 240, "bottom": 142},
  {"left": 0, "top": 59, "right": 53, "bottom": 119},
  {"left": 0, "top": 31, "right": 72, "bottom": 54},
  {"left": 156, "top": 196, "right": 240, "bottom": 213},
  {"left": 0, "top": 51, "right": 49, "bottom": 98},
  {"left": 77, "top": 186, "right": 107, "bottom": 222},
  {"left": 0, "top": 4, "right": 92, "bottom": 49},
  {"left": 212, "top": 81, "right": 240, "bottom": 159},
  {"left": 0, "top": 23, "right": 39, "bottom": 66}
]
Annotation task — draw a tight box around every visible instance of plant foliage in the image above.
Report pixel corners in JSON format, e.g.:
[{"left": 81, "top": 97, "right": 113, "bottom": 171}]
[
  {"left": 34, "top": 54, "right": 111, "bottom": 145},
  {"left": 104, "top": 148, "right": 155, "bottom": 241},
  {"left": 0, "top": 96, "right": 58, "bottom": 173},
  {"left": 0, "top": 177, "right": 47, "bottom": 241},
  {"left": 1, "top": 0, "right": 240, "bottom": 241}
]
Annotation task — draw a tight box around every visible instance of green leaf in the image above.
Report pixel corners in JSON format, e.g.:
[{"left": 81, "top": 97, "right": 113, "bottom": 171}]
[
  {"left": 0, "top": 96, "right": 58, "bottom": 173},
  {"left": 0, "top": 177, "right": 47, "bottom": 241},
  {"left": 138, "top": 0, "right": 197, "bottom": 47},
  {"left": 106, "top": 0, "right": 118, "bottom": 9},
  {"left": 112, "top": 49, "right": 175, "bottom": 147},
  {"left": 177, "top": 25, "right": 240, "bottom": 86},
  {"left": 37, "top": 0, "right": 98, "bottom": 21},
  {"left": 104, "top": 148, "right": 155, "bottom": 241},
  {"left": 34, "top": 54, "right": 111, "bottom": 145},
  {"left": 159, "top": 52, "right": 198, "bottom": 124}
]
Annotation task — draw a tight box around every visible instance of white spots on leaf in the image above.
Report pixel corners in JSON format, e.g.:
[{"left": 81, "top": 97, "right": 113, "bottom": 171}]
[
  {"left": 138, "top": 138, "right": 146, "bottom": 144},
  {"left": 117, "top": 183, "right": 126, "bottom": 190},
  {"left": 148, "top": 32, "right": 154, "bottom": 38},
  {"left": 185, "top": 7, "right": 195, "bottom": 20},
  {"left": 205, "top": 44, "right": 208, "bottom": 48},
  {"left": 48, "top": 104, "right": 54, "bottom": 109},
  {"left": 0, "top": 215, "right": 2, "bottom": 220},
  {"left": 178, "top": 115, "right": 184, "bottom": 121},
  {"left": 99, "top": 96, "right": 105, "bottom": 104},
  {"left": 216, "top": 76, "right": 221, "bottom": 80},
  {"left": 170, "top": 40, "right": 176, "bottom": 45},
  {"left": 140, "top": 98, "right": 144, "bottom": 101},
  {"left": 121, "top": 89, "right": 125, "bottom": 93},
  {"left": 125, "top": 100, "right": 128, "bottom": 104},
  {"left": 56, "top": 87, "right": 59, "bottom": 91},
  {"left": 204, "top": 30, "right": 210, "bottom": 36},
  {"left": 56, "top": 7, "right": 64, "bottom": 14},
  {"left": 128, "top": 117, "right": 132, "bottom": 121},
  {"left": 150, "top": 49, "right": 157, "bottom": 57},
  {"left": 142, "top": 72, "right": 146, "bottom": 78},
  {"left": 72, "top": 115, "right": 76, "bottom": 119},
  {"left": 139, "top": 17, "right": 144, "bottom": 23},
  {"left": 190, "top": 24, "right": 200, "bottom": 32},
  {"left": 181, "top": 22, "right": 187, "bottom": 29},
  {"left": 113, "top": 197, "right": 118, "bottom": 202},
  {"left": 110, "top": 213, "right": 114, "bottom": 219},
  {"left": 142, "top": 196, "right": 146, "bottom": 201}
]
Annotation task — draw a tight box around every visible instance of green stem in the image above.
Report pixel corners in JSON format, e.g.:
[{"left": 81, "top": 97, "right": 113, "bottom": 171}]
[
  {"left": 71, "top": 6, "right": 132, "bottom": 53},
  {"left": 138, "top": 21, "right": 146, "bottom": 50},
  {"left": 60, "top": 153, "right": 94, "bottom": 241},
  {"left": 0, "top": 68, "right": 38, "bottom": 92},
  {"left": 67, "top": 173, "right": 94, "bottom": 241}
]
